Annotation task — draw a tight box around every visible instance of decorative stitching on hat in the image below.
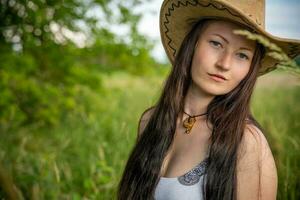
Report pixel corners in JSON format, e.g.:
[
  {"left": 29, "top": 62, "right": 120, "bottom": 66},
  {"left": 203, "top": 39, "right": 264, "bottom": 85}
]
[
  {"left": 288, "top": 44, "right": 300, "bottom": 58},
  {"left": 163, "top": 0, "right": 199, "bottom": 57},
  {"left": 255, "top": 18, "right": 261, "bottom": 26},
  {"left": 163, "top": 0, "right": 257, "bottom": 57},
  {"left": 259, "top": 64, "right": 278, "bottom": 76},
  {"left": 265, "top": 66, "right": 277, "bottom": 73}
]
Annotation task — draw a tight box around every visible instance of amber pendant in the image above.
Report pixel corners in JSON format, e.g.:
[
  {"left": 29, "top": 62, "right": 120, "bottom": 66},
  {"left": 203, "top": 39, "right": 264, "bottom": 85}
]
[{"left": 183, "top": 116, "right": 196, "bottom": 134}]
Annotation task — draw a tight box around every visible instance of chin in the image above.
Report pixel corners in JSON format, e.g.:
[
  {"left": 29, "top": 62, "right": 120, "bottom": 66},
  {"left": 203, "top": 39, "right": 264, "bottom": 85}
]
[
  {"left": 200, "top": 84, "right": 232, "bottom": 96},
  {"left": 208, "top": 90, "right": 228, "bottom": 96}
]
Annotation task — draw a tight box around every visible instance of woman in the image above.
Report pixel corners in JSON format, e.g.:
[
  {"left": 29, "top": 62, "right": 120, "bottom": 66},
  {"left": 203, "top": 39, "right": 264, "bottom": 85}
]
[{"left": 117, "top": 0, "right": 300, "bottom": 200}]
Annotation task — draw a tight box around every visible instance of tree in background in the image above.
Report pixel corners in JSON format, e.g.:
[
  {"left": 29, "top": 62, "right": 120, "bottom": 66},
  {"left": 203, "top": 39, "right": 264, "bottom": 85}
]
[{"left": 0, "top": 0, "right": 157, "bottom": 129}]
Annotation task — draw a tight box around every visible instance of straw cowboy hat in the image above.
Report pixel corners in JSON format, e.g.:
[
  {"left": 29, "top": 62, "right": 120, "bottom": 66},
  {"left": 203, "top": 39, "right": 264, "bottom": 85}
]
[{"left": 160, "top": 0, "right": 300, "bottom": 75}]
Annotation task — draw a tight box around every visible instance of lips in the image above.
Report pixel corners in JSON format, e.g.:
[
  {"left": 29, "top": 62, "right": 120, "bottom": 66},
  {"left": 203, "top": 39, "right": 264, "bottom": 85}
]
[{"left": 208, "top": 73, "right": 227, "bottom": 81}]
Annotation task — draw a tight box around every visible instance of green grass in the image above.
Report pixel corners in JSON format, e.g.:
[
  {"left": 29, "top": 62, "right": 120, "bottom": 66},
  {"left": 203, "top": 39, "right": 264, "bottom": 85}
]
[
  {"left": 252, "top": 83, "right": 300, "bottom": 199},
  {"left": 0, "top": 69, "right": 299, "bottom": 199}
]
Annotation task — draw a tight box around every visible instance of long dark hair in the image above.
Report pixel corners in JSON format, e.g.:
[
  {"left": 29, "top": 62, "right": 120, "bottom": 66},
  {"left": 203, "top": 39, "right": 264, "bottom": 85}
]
[{"left": 117, "top": 18, "right": 266, "bottom": 200}]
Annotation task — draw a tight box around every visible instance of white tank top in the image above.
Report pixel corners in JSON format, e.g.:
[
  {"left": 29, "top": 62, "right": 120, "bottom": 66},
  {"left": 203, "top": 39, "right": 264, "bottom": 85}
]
[{"left": 154, "top": 157, "right": 208, "bottom": 200}]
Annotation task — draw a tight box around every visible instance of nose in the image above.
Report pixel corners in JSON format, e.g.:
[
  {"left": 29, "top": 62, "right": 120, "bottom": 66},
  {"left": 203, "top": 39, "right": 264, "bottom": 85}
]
[{"left": 216, "top": 51, "right": 232, "bottom": 71}]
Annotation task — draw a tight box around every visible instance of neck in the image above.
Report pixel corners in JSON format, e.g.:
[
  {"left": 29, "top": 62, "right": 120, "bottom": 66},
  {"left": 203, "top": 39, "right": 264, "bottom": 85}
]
[{"left": 184, "top": 83, "right": 215, "bottom": 116}]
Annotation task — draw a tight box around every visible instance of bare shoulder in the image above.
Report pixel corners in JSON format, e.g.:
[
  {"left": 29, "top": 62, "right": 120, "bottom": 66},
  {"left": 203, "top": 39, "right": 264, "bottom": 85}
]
[
  {"left": 236, "top": 124, "right": 278, "bottom": 200},
  {"left": 136, "top": 106, "right": 156, "bottom": 141},
  {"left": 238, "top": 124, "right": 269, "bottom": 160},
  {"left": 239, "top": 124, "right": 276, "bottom": 165}
]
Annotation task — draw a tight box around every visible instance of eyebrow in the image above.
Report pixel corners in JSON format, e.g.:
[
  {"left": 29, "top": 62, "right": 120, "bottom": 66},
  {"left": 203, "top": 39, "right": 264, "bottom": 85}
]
[{"left": 211, "top": 33, "right": 254, "bottom": 51}]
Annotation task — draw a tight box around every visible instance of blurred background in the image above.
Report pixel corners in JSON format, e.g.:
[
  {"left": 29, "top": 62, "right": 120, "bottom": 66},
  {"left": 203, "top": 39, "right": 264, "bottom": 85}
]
[{"left": 0, "top": 0, "right": 299, "bottom": 199}]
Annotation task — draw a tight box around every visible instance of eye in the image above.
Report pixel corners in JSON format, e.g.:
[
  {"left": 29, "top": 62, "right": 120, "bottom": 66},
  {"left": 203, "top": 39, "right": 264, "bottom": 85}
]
[
  {"left": 237, "top": 53, "right": 249, "bottom": 60},
  {"left": 209, "top": 40, "right": 222, "bottom": 48}
]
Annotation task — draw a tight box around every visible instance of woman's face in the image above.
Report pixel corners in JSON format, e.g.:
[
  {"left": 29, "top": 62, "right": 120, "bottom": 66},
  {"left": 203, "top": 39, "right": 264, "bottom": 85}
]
[{"left": 190, "top": 20, "right": 256, "bottom": 96}]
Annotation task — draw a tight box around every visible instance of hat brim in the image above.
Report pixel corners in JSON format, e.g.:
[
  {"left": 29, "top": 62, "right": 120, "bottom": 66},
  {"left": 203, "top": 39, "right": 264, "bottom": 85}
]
[{"left": 160, "top": 0, "right": 300, "bottom": 76}]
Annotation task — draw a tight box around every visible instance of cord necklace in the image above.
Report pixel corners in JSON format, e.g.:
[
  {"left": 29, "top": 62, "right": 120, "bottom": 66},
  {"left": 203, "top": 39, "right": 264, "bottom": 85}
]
[{"left": 182, "top": 110, "right": 207, "bottom": 134}]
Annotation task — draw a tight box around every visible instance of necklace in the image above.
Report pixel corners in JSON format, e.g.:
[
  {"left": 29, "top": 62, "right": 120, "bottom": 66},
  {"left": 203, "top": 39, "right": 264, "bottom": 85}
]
[{"left": 182, "top": 110, "right": 207, "bottom": 134}]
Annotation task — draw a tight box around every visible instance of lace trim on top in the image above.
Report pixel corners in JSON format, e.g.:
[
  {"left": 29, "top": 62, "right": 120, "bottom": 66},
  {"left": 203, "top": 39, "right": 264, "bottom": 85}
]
[{"left": 177, "top": 157, "right": 208, "bottom": 186}]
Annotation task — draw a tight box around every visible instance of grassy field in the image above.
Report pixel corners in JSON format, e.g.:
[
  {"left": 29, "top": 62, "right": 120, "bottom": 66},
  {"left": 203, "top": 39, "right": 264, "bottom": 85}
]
[{"left": 0, "top": 69, "right": 299, "bottom": 199}]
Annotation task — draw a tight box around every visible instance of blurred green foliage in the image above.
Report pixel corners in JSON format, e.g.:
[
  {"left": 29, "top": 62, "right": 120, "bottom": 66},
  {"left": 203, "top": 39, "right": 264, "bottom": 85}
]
[
  {"left": 0, "top": 0, "right": 299, "bottom": 200},
  {"left": 0, "top": 0, "right": 167, "bottom": 198},
  {"left": 0, "top": 70, "right": 299, "bottom": 199},
  {"left": 0, "top": 0, "right": 158, "bottom": 130}
]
